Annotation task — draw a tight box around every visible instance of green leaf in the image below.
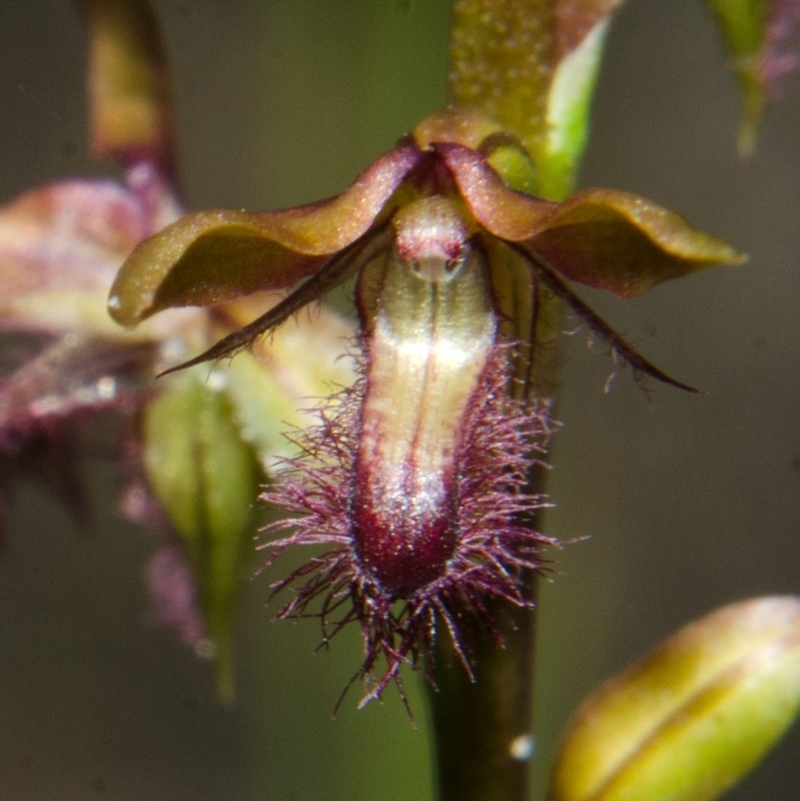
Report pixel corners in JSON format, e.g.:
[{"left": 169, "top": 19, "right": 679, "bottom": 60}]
[
  {"left": 143, "top": 368, "right": 261, "bottom": 702},
  {"left": 540, "top": 14, "right": 613, "bottom": 200},
  {"left": 549, "top": 596, "right": 800, "bottom": 801}
]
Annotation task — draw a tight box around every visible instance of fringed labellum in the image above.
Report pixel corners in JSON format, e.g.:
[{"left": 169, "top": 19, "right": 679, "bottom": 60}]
[
  {"left": 353, "top": 196, "right": 497, "bottom": 596},
  {"left": 262, "top": 195, "right": 553, "bottom": 706}
]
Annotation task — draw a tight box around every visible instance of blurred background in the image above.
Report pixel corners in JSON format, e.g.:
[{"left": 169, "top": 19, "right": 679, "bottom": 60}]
[{"left": 1, "top": 1, "right": 798, "bottom": 799}]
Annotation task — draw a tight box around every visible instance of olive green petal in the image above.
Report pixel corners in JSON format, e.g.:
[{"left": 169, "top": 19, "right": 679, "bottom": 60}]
[
  {"left": 439, "top": 143, "right": 744, "bottom": 297},
  {"left": 522, "top": 188, "right": 745, "bottom": 297},
  {"left": 108, "top": 146, "right": 422, "bottom": 326}
]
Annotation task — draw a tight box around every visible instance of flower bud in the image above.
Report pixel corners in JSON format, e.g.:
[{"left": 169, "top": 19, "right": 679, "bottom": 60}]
[{"left": 549, "top": 596, "right": 800, "bottom": 801}]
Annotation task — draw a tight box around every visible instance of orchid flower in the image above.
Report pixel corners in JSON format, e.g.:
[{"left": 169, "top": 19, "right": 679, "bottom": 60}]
[{"left": 109, "top": 106, "right": 742, "bottom": 705}]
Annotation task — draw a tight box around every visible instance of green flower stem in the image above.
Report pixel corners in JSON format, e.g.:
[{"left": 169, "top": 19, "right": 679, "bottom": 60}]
[
  {"left": 428, "top": 470, "right": 549, "bottom": 801},
  {"left": 427, "top": 2, "right": 613, "bottom": 798},
  {"left": 429, "top": 543, "right": 541, "bottom": 801},
  {"left": 448, "top": 0, "right": 553, "bottom": 167}
]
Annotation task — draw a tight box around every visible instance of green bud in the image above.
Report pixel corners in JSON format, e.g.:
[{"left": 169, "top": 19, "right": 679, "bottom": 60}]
[
  {"left": 549, "top": 596, "right": 800, "bottom": 801},
  {"left": 143, "top": 368, "right": 260, "bottom": 702}
]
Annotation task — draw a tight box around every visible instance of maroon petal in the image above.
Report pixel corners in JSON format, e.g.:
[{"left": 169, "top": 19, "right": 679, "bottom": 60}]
[
  {"left": 0, "top": 179, "right": 160, "bottom": 334},
  {"left": 0, "top": 334, "right": 157, "bottom": 447}
]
